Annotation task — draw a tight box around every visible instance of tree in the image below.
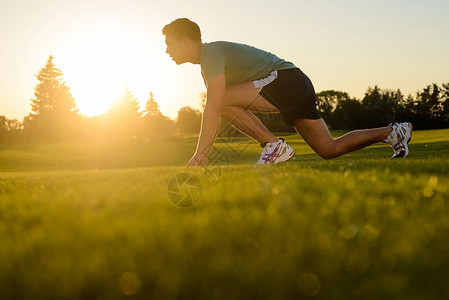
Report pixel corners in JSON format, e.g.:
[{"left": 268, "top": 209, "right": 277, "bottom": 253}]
[
  {"left": 104, "top": 84, "right": 142, "bottom": 139},
  {"left": 141, "top": 92, "right": 174, "bottom": 140},
  {"left": 415, "top": 83, "right": 443, "bottom": 128},
  {"left": 316, "top": 90, "right": 351, "bottom": 127},
  {"left": 108, "top": 84, "right": 141, "bottom": 120},
  {"left": 144, "top": 91, "right": 162, "bottom": 117},
  {"left": 0, "top": 116, "right": 22, "bottom": 142},
  {"left": 176, "top": 106, "right": 202, "bottom": 133},
  {"left": 386, "top": 89, "right": 406, "bottom": 118},
  {"left": 24, "top": 55, "right": 80, "bottom": 140},
  {"left": 331, "top": 98, "right": 365, "bottom": 130},
  {"left": 361, "top": 86, "right": 396, "bottom": 128},
  {"left": 441, "top": 82, "right": 449, "bottom": 126},
  {"left": 0, "top": 116, "right": 7, "bottom": 142},
  {"left": 395, "top": 94, "right": 417, "bottom": 125},
  {"left": 7, "top": 118, "right": 22, "bottom": 141}
]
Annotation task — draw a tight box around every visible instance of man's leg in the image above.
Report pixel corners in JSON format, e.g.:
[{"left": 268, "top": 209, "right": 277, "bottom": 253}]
[
  {"left": 220, "top": 81, "right": 279, "bottom": 144},
  {"left": 294, "top": 118, "right": 392, "bottom": 159},
  {"left": 221, "top": 106, "right": 278, "bottom": 144},
  {"left": 217, "top": 77, "right": 395, "bottom": 160}
]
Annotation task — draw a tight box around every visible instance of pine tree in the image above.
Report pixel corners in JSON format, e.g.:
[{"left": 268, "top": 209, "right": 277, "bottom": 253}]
[
  {"left": 415, "top": 83, "right": 442, "bottom": 128},
  {"left": 144, "top": 91, "right": 162, "bottom": 117},
  {"left": 30, "top": 55, "right": 77, "bottom": 115},
  {"left": 105, "top": 83, "right": 142, "bottom": 139},
  {"left": 25, "top": 55, "right": 80, "bottom": 140},
  {"left": 108, "top": 84, "right": 142, "bottom": 120},
  {"left": 141, "top": 92, "right": 175, "bottom": 140}
]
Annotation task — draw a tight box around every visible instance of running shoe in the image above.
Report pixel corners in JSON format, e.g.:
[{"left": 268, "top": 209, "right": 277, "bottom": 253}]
[
  {"left": 256, "top": 138, "right": 295, "bottom": 164},
  {"left": 383, "top": 122, "right": 413, "bottom": 158}
]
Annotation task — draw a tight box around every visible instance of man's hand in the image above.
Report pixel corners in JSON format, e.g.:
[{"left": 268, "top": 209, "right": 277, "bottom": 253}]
[
  {"left": 188, "top": 73, "right": 225, "bottom": 167},
  {"left": 187, "top": 153, "right": 208, "bottom": 166}
]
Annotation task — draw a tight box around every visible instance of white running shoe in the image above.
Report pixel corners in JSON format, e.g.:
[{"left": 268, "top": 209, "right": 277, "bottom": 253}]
[
  {"left": 383, "top": 122, "right": 413, "bottom": 158},
  {"left": 256, "top": 138, "right": 295, "bottom": 165}
]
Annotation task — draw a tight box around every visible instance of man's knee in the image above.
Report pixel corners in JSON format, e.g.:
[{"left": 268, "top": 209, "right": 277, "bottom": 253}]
[
  {"left": 318, "top": 151, "right": 338, "bottom": 160},
  {"left": 315, "top": 149, "right": 334, "bottom": 160},
  {"left": 314, "top": 142, "right": 340, "bottom": 159}
]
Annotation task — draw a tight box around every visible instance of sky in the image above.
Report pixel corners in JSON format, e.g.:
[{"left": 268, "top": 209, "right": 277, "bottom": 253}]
[{"left": 1, "top": 0, "right": 448, "bottom": 120}]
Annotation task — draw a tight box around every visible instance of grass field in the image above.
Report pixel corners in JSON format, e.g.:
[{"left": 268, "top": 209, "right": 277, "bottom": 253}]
[{"left": 1, "top": 129, "right": 449, "bottom": 299}]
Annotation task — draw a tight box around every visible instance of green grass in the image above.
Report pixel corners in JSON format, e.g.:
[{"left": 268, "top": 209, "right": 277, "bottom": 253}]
[{"left": 1, "top": 129, "right": 449, "bottom": 299}]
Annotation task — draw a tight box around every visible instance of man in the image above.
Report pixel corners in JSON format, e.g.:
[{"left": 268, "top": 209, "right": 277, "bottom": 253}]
[{"left": 162, "top": 18, "right": 412, "bottom": 167}]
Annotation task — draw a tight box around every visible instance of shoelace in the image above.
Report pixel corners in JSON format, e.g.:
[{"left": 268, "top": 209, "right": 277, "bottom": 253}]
[
  {"left": 262, "top": 144, "right": 281, "bottom": 163},
  {"left": 393, "top": 128, "right": 405, "bottom": 151}
]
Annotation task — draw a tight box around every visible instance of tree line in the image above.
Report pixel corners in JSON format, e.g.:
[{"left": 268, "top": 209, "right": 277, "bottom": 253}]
[
  {"left": 316, "top": 85, "right": 449, "bottom": 130},
  {"left": 1, "top": 55, "right": 448, "bottom": 142},
  {"left": 0, "top": 55, "right": 200, "bottom": 142}
]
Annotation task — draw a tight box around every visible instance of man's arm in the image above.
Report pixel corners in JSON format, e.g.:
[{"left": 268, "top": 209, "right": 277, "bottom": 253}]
[{"left": 187, "top": 73, "right": 226, "bottom": 166}]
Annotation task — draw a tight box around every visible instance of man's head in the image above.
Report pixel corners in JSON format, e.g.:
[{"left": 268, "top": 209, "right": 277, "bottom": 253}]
[{"left": 162, "top": 18, "right": 202, "bottom": 65}]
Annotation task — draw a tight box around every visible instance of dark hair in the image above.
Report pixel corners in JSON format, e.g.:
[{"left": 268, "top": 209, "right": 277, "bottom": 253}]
[{"left": 162, "top": 18, "right": 202, "bottom": 43}]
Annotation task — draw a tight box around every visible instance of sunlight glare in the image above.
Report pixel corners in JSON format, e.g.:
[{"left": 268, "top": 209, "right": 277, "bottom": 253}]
[{"left": 58, "top": 22, "right": 170, "bottom": 117}]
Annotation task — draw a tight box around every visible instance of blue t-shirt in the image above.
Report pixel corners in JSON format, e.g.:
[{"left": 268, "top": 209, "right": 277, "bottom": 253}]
[{"left": 200, "top": 41, "right": 297, "bottom": 87}]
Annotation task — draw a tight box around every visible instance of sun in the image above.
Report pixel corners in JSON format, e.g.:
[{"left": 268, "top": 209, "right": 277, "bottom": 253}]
[{"left": 57, "top": 22, "right": 171, "bottom": 117}]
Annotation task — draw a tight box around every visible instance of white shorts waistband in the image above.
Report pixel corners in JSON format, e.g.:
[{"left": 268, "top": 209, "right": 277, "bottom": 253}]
[{"left": 252, "top": 70, "right": 278, "bottom": 91}]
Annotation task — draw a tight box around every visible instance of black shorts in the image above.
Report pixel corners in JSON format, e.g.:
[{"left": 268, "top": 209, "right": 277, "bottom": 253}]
[{"left": 253, "top": 68, "right": 322, "bottom": 126}]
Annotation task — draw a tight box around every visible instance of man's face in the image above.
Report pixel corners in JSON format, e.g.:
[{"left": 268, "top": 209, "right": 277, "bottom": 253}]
[{"left": 165, "top": 35, "right": 188, "bottom": 65}]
